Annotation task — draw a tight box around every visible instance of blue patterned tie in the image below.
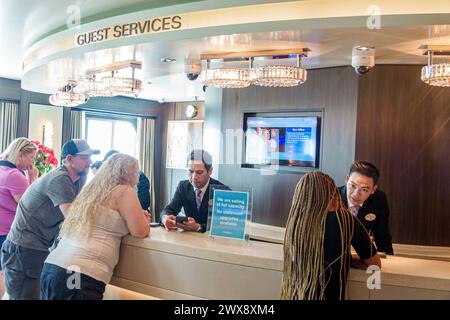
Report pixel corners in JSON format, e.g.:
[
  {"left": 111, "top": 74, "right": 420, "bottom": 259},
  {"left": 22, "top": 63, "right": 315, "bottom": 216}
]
[{"left": 195, "top": 189, "right": 202, "bottom": 210}]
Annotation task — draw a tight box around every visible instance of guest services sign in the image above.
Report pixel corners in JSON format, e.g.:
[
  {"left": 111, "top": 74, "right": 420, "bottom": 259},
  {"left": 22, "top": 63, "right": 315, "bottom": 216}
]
[
  {"left": 76, "top": 15, "right": 183, "bottom": 46},
  {"left": 24, "top": 1, "right": 325, "bottom": 73}
]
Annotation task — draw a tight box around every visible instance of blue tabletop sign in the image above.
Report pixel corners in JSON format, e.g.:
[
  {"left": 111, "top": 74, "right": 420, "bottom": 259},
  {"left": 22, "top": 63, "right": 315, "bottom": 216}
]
[{"left": 210, "top": 189, "right": 249, "bottom": 240}]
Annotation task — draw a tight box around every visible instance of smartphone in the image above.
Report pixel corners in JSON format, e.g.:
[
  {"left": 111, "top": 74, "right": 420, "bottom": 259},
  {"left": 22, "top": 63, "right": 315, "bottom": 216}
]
[
  {"left": 176, "top": 216, "right": 189, "bottom": 224},
  {"left": 149, "top": 222, "right": 161, "bottom": 228}
]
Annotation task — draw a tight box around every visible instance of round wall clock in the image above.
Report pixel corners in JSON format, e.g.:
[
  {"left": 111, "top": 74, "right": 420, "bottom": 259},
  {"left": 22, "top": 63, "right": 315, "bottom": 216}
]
[{"left": 185, "top": 104, "right": 198, "bottom": 118}]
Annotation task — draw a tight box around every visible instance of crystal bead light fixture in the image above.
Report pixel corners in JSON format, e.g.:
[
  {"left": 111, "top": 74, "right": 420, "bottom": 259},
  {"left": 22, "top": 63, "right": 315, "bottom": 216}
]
[
  {"left": 202, "top": 68, "right": 251, "bottom": 88},
  {"left": 101, "top": 76, "right": 142, "bottom": 95},
  {"left": 85, "top": 59, "right": 143, "bottom": 96},
  {"left": 85, "top": 81, "right": 115, "bottom": 97},
  {"left": 49, "top": 81, "right": 89, "bottom": 107},
  {"left": 420, "top": 45, "right": 450, "bottom": 87},
  {"left": 252, "top": 65, "right": 307, "bottom": 87},
  {"left": 421, "top": 63, "right": 450, "bottom": 87},
  {"left": 80, "top": 75, "right": 115, "bottom": 97},
  {"left": 201, "top": 50, "right": 309, "bottom": 89},
  {"left": 252, "top": 54, "right": 307, "bottom": 87}
]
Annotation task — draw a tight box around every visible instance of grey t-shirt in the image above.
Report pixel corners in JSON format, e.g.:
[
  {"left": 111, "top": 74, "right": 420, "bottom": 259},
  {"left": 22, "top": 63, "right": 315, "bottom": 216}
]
[{"left": 7, "top": 166, "right": 83, "bottom": 251}]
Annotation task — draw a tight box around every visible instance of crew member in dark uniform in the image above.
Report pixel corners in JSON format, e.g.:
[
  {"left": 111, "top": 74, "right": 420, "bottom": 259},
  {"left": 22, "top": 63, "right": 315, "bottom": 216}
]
[
  {"left": 339, "top": 160, "right": 394, "bottom": 255},
  {"left": 160, "top": 149, "right": 227, "bottom": 233}
]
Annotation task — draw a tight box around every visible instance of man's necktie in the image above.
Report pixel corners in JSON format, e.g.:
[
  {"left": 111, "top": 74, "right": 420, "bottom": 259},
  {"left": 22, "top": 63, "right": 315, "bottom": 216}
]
[
  {"left": 195, "top": 189, "right": 202, "bottom": 210},
  {"left": 351, "top": 205, "right": 361, "bottom": 217}
]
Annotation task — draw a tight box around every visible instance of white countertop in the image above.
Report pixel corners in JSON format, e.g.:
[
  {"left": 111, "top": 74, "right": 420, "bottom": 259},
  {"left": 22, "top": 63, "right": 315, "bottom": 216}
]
[{"left": 122, "top": 227, "right": 450, "bottom": 292}]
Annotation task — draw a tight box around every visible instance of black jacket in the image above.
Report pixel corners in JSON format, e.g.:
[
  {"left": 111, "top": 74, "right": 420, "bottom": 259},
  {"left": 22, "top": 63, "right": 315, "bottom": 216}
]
[
  {"left": 338, "top": 185, "right": 394, "bottom": 255},
  {"left": 160, "top": 178, "right": 227, "bottom": 232},
  {"left": 137, "top": 171, "right": 150, "bottom": 210}
]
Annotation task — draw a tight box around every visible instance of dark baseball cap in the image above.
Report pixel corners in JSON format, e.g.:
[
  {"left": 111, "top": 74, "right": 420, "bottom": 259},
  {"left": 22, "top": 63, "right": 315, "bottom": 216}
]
[{"left": 61, "top": 139, "right": 100, "bottom": 158}]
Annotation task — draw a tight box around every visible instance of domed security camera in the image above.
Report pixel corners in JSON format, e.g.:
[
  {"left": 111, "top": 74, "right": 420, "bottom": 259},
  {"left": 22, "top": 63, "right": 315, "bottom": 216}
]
[
  {"left": 184, "top": 58, "right": 201, "bottom": 81},
  {"left": 351, "top": 46, "right": 375, "bottom": 75}
]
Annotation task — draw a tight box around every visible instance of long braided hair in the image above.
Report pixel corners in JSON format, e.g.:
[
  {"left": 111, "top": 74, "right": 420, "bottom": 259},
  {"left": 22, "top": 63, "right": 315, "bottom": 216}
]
[{"left": 281, "top": 171, "right": 354, "bottom": 300}]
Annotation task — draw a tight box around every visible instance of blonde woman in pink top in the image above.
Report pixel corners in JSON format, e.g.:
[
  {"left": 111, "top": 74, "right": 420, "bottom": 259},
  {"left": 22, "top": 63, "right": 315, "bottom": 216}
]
[{"left": 0, "top": 137, "right": 38, "bottom": 297}]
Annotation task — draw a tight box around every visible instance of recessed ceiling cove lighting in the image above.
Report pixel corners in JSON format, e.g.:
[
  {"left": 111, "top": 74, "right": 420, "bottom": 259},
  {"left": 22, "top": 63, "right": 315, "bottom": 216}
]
[
  {"left": 161, "top": 58, "right": 176, "bottom": 63},
  {"left": 354, "top": 45, "right": 373, "bottom": 51}
]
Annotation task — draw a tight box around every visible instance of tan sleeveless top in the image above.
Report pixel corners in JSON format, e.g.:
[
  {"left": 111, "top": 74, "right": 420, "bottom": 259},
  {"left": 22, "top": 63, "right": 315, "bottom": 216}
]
[{"left": 45, "top": 206, "right": 129, "bottom": 284}]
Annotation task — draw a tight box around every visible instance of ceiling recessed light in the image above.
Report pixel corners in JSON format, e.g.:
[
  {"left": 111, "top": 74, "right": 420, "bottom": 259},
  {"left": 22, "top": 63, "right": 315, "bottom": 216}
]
[
  {"left": 354, "top": 45, "right": 374, "bottom": 52},
  {"left": 161, "top": 58, "right": 176, "bottom": 63}
]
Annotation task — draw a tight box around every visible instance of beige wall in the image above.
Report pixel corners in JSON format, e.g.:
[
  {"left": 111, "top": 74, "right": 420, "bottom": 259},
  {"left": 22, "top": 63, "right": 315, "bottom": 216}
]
[{"left": 28, "top": 103, "right": 63, "bottom": 162}]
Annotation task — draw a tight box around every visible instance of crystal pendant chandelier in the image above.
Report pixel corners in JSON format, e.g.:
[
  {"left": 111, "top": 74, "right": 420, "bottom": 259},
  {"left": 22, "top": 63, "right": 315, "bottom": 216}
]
[
  {"left": 102, "top": 75, "right": 142, "bottom": 95},
  {"left": 420, "top": 45, "right": 450, "bottom": 87},
  {"left": 81, "top": 75, "right": 115, "bottom": 97},
  {"left": 421, "top": 63, "right": 450, "bottom": 87},
  {"left": 202, "top": 67, "right": 251, "bottom": 88},
  {"left": 201, "top": 49, "right": 309, "bottom": 89},
  {"left": 49, "top": 80, "right": 89, "bottom": 107},
  {"left": 252, "top": 54, "right": 307, "bottom": 87},
  {"left": 201, "top": 57, "right": 252, "bottom": 88},
  {"left": 85, "top": 59, "right": 143, "bottom": 96}
]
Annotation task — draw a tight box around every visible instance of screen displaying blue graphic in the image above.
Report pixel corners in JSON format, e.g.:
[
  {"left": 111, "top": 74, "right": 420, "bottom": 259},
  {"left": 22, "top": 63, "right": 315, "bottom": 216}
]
[{"left": 243, "top": 114, "right": 321, "bottom": 168}]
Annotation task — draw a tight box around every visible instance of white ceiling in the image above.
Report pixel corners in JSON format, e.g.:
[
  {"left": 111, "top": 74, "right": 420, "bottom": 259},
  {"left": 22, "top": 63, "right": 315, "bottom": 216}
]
[
  {"left": 0, "top": 0, "right": 278, "bottom": 80},
  {"left": 0, "top": 0, "right": 142, "bottom": 79},
  {"left": 1, "top": 0, "right": 449, "bottom": 102}
]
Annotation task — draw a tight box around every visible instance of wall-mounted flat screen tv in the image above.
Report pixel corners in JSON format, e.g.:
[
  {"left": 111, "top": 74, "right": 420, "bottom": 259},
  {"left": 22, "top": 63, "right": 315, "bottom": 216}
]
[{"left": 242, "top": 112, "right": 321, "bottom": 170}]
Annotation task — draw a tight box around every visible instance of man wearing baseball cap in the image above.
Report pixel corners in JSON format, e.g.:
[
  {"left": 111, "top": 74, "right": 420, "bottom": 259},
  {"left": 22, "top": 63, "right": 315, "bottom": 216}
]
[{"left": 1, "top": 139, "right": 99, "bottom": 300}]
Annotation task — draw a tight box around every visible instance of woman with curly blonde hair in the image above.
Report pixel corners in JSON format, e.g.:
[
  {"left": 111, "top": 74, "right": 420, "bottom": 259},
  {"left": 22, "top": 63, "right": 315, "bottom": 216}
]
[
  {"left": 40, "top": 153, "right": 150, "bottom": 300},
  {"left": 281, "top": 171, "right": 381, "bottom": 300}
]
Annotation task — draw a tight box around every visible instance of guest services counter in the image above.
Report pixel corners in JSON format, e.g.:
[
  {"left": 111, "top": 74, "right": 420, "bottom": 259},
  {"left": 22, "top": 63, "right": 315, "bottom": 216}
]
[{"left": 111, "top": 227, "right": 450, "bottom": 300}]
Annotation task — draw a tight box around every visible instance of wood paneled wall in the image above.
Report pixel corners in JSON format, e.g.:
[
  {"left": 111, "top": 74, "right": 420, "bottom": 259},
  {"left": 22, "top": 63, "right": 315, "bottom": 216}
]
[
  {"left": 216, "top": 67, "right": 359, "bottom": 227},
  {"left": 356, "top": 65, "right": 450, "bottom": 246}
]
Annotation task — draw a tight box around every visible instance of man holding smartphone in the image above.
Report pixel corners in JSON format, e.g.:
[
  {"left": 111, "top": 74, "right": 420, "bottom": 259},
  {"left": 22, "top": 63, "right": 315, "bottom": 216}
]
[{"left": 160, "top": 149, "right": 227, "bottom": 233}]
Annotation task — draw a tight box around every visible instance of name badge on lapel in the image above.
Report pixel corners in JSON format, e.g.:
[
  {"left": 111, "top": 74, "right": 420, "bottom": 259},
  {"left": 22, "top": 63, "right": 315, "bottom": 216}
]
[{"left": 365, "top": 213, "right": 376, "bottom": 222}]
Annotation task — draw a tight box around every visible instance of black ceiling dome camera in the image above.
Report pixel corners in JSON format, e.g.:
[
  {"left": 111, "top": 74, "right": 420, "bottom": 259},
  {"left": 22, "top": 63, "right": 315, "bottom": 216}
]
[{"left": 185, "top": 58, "right": 201, "bottom": 81}]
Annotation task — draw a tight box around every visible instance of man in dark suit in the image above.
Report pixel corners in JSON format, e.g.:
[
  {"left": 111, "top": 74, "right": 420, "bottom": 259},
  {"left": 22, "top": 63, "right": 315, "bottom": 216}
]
[
  {"left": 160, "top": 149, "right": 226, "bottom": 233},
  {"left": 339, "top": 161, "right": 394, "bottom": 255}
]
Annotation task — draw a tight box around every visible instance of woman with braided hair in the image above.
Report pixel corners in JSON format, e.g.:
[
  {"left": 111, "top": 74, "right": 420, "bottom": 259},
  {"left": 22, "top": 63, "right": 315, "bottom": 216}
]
[{"left": 281, "top": 171, "right": 381, "bottom": 300}]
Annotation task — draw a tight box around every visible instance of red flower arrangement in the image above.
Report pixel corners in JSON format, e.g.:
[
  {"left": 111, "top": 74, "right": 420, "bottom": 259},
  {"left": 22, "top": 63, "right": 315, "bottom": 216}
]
[{"left": 31, "top": 141, "right": 58, "bottom": 176}]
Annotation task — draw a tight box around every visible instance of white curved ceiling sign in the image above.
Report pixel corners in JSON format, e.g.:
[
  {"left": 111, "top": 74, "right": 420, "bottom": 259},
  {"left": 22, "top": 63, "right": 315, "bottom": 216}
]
[{"left": 10, "top": 0, "right": 449, "bottom": 102}]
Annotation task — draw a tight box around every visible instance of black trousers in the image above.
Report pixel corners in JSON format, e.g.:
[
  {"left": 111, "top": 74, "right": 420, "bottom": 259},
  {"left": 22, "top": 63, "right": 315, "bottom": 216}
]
[{"left": 40, "top": 263, "right": 106, "bottom": 300}]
